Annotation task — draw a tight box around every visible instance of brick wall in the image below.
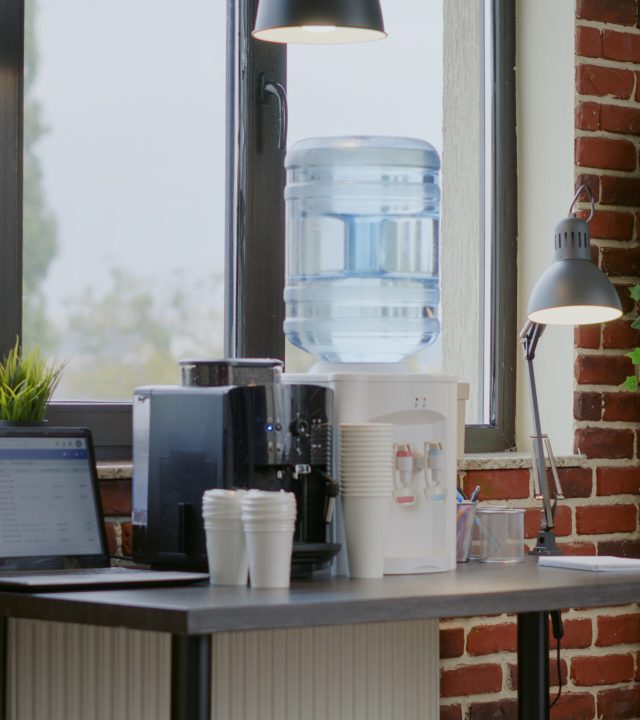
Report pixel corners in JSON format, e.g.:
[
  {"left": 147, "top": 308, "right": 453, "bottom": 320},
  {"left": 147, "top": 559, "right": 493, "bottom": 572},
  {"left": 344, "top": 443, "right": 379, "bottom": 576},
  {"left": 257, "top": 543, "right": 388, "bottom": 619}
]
[{"left": 440, "top": 2, "right": 640, "bottom": 717}]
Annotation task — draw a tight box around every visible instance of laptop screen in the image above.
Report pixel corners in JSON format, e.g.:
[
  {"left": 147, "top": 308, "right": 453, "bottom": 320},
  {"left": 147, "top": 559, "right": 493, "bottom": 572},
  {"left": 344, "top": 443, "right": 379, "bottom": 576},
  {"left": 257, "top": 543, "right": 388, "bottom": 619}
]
[{"left": 0, "top": 428, "right": 108, "bottom": 570}]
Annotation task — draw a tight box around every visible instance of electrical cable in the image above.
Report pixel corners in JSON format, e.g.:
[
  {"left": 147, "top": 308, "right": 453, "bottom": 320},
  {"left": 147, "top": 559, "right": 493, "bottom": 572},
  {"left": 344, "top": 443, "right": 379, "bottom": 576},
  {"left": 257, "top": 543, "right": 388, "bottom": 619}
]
[{"left": 549, "top": 610, "right": 564, "bottom": 710}]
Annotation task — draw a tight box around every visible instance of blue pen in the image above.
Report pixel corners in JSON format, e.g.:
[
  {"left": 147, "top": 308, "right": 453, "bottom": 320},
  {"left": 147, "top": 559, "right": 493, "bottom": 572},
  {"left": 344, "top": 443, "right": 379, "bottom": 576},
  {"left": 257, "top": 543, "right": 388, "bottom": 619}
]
[{"left": 456, "top": 488, "right": 467, "bottom": 503}]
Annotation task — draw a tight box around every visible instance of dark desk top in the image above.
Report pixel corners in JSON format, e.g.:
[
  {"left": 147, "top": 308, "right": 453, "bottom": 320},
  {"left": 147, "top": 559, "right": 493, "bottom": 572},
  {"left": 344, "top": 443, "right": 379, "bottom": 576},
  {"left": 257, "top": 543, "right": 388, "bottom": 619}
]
[{"left": 1, "top": 558, "right": 639, "bottom": 636}]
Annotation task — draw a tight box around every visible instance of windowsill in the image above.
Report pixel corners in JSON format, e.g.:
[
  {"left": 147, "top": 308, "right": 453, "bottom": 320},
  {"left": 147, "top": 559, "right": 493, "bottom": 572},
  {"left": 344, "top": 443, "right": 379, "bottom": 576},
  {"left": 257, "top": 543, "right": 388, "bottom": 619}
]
[
  {"left": 97, "top": 453, "right": 589, "bottom": 481},
  {"left": 96, "top": 462, "right": 133, "bottom": 480},
  {"left": 459, "top": 453, "right": 587, "bottom": 470}
]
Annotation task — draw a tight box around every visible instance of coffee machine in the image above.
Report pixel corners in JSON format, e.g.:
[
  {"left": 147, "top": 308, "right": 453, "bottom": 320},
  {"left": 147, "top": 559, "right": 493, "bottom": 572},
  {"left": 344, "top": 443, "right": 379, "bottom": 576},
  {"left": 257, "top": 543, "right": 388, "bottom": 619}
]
[{"left": 132, "top": 359, "right": 339, "bottom": 575}]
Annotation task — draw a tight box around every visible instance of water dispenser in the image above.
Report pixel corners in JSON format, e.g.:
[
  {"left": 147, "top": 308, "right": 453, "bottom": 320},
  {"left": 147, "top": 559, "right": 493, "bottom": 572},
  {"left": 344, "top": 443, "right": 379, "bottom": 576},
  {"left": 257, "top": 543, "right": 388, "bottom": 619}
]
[{"left": 283, "top": 136, "right": 461, "bottom": 576}]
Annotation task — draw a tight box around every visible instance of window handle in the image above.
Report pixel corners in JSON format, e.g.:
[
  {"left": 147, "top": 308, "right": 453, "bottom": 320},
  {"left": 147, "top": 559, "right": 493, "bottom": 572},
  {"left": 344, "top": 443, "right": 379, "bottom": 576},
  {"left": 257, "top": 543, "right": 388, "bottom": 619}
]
[{"left": 259, "top": 75, "right": 288, "bottom": 150}]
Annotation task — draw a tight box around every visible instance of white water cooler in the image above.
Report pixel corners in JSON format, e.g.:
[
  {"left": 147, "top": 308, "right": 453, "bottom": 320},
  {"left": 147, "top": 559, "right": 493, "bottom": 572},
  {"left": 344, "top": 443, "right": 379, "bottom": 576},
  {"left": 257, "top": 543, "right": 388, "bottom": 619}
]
[{"left": 286, "top": 369, "right": 459, "bottom": 576}]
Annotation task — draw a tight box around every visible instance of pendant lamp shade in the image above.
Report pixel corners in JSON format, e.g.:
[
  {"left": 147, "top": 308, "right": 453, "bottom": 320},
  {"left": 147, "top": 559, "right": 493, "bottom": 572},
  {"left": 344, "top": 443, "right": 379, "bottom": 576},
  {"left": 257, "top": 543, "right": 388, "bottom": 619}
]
[
  {"left": 253, "top": 0, "right": 386, "bottom": 44},
  {"left": 527, "top": 215, "right": 622, "bottom": 326}
]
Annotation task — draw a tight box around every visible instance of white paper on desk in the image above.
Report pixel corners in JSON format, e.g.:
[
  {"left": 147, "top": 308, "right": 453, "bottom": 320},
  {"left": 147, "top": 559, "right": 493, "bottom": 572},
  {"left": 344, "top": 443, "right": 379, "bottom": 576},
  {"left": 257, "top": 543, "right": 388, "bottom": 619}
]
[{"left": 538, "top": 556, "right": 640, "bottom": 572}]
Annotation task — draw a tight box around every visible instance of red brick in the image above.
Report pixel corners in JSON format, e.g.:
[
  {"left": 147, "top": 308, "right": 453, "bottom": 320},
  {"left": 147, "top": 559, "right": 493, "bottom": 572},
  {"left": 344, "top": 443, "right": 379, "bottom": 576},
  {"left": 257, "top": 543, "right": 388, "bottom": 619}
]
[
  {"left": 601, "top": 104, "right": 640, "bottom": 137},
  {"left": 562, "top": 619, "right": 593, "bottom": 649},
  {"left": 575, "top": 354, "right": 633, "bottom": 385},
  {"left": 615, "top": 283, "right": 637, "bottom": 314},
  {"left": 574, "top": 427, "right": 635, "bottom": 459},
  {"left": 597, "top": 466, "right": 640, "bottom": 495},
  {"left": 600, "top": 176, "right": 640, "bottom": 208},
  {"left": 588, "top": 209, "right": 635, "bottom": 241},
  {"left": 576, "top": 504, "right": 637, "bottom": 534},
  {"left": 576, "top": 136, "right": 637, "bottom": 171},
  {"left": 525, "top": 505, "right": 572, "bottom": 539},
  {"left": 571, "top": 653, "right": 634, "bottom": 685},
  {"left": 99, "top": 480, "right": 132, "bottom": 516},
  {"left": 558, "top": 541, "right": 597, "bottom": 555},
  {"left": 574, "top": 391, "right": 602, "bottom": 421},
  {"left": 121, "top": 522, "right": 133, "bottom": 557},
  {"left": 462, "top": 470, "right": 530, "bottom": 501},
  {"left": 603, "top": 319, "right": 640, "bottom": 349},
  {"left": 637, "top": 73, "right": 640, "bottom": 103},
  {"left": 547, "top": 691, "right": 595, "bottom": 720},
  {"left": 598, "top": 686, "right": 640, "bottom": 719},
  {"left": 574, "top": 324, "right": 601, "bottom": 349},
  {"left": 603, "top": 392, "right": 640, "bottom": 422},
  {"left": 577, "top": 0, "right": 638, "bottom": 25},
  {"left": 603, "top": 29, "right": 640, "bottom": 63},
  {"left": 598, "top": 538, "right": 640, "bottom": 558},
  {"left": 576, "top": 174, "right": 601, "bottom": 201},
  {"left": 576, "top": 26, "right": 603, "bottom": 57},
  {"left": 597, "top": 540, "right": 640, "bottom": 559},
  {"left": 597, "top": 613, "right": 640, "bottom": 646},
  {"left": 104, "top": 522, "right": 118, "bottom": 556},
  {"left": 440, "top": 663, "right": 502, "bottom": 698},
  {"left": 439, "top": 705, "right": 462, "bottom": 720},
  {"left": 440, "top": 627, "right": 465, "bottom": 659},
  {"left": 576, "top": 64, "right": 635, "bottom": 100},
  {"left": 467, "top": 622, "right": 517, "bottom": 656},
  {"left": 601, "top": 247, "right": 640, "bottom": 278},
  {"left": 468, "top": 699, "right": 517, "bottom": 720},
  {"left": 557, "top": 467, "right": 593, "bottom": 498},
  {"left": 576, "top": 101, "right": 601, "bottom": 131}
]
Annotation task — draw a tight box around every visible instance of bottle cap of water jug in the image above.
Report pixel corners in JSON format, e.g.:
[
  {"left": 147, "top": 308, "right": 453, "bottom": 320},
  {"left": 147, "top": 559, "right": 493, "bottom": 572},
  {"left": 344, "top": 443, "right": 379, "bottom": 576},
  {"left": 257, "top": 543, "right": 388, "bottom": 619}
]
[{"left": 285, "top": 136, "right": 440, "bottom": 171}]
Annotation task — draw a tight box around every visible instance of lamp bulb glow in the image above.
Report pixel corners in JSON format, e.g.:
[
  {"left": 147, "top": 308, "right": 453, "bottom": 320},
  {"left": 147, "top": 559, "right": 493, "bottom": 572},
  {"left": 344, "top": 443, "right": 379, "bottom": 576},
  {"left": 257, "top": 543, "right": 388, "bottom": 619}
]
[{"left": 302, "top": 25, "right": 337, "bottom": 33}]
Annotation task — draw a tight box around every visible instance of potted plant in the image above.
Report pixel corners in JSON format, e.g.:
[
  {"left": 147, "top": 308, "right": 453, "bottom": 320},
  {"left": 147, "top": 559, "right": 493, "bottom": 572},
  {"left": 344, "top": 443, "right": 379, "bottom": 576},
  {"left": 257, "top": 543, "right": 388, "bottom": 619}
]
[
  {"left": 0, "top": 338, "right": 66, "bottom": 424},
  {"left": 622, "top": 284, "right": 640, "bottom": 392}
]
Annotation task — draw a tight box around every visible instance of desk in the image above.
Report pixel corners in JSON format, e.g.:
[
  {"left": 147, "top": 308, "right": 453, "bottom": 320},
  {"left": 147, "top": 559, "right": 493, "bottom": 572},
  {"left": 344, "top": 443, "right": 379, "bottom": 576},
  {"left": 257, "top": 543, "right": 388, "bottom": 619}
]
[{"left": 1, "top": 558, "right": 639, "bottom": 720}]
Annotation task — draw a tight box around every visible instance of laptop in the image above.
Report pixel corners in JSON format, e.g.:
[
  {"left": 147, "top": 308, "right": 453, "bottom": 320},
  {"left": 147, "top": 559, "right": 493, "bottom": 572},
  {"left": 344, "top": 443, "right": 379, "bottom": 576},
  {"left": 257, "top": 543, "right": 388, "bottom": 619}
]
[{"left": 0, "top": 426, "right": 208, "bottom": 591}]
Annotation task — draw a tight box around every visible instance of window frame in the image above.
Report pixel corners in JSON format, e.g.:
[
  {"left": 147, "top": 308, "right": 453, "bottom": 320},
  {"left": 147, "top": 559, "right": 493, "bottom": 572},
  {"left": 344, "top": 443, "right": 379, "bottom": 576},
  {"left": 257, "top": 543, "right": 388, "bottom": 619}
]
[
  {"left": 0, "top": 0, "right": 516, "bottom": 459},
  {"left": 464, "top": 0, "right": 517, "bottom": 452}
]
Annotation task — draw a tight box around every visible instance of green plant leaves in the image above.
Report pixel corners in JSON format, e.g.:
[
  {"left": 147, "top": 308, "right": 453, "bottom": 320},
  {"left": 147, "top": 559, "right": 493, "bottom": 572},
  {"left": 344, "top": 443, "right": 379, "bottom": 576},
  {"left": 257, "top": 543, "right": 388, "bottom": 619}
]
[
  {"left": 622, "top": 375, "right": 639, "bottom": 392},
  {"left": 0, "top": 338, "right": 66, "bottom": 422},
  {"left": 629, "top": 284, "right": 640, "bottom": 302},
  {"left": 627, "top": 348, "right": 640, "bottom": 365}
]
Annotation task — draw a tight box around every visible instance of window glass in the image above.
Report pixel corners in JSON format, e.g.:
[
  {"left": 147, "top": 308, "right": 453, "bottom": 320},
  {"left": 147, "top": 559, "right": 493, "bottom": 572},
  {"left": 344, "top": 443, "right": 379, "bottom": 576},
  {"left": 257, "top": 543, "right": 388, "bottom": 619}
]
[{"left": 23, "top": 0, "right": 226, "bottom": 400}]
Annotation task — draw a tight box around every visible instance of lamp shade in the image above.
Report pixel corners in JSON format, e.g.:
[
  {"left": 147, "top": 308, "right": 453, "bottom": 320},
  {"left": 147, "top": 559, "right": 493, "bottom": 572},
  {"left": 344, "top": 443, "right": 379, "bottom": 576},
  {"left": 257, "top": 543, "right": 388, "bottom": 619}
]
[
  {"left": 527, "top": 215, "right": 622, "bottom": 326},
  {"left": 252, "top": 0, "right": 386, "bottom": 44}
]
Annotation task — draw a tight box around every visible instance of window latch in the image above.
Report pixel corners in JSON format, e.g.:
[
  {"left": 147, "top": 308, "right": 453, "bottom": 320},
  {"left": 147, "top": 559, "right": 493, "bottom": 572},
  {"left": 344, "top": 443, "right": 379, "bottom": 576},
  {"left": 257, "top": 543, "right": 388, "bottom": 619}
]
[{"left": 258, "top": 75, "right": 288, "bottom": 150}]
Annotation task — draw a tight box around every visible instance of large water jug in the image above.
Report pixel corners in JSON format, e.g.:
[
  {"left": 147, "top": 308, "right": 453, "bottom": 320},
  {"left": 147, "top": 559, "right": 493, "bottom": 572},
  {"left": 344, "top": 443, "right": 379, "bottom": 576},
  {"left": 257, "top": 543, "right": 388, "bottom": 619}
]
[{"left": 284, "top": 136, "right": 440, "bottom": 364}]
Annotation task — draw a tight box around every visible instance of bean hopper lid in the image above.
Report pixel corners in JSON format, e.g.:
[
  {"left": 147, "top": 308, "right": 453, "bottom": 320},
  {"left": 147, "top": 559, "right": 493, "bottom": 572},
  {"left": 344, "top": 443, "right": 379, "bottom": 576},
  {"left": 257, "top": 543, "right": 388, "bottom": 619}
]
[{"left": 179, "top": 358, "right": 283, "bottom": 387}]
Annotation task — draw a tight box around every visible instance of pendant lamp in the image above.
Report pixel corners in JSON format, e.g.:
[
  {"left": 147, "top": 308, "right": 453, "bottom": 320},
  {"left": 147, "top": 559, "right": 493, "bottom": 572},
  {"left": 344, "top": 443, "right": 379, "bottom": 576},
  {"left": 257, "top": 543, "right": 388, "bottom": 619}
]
[{"left": 252, "top": 0, "right": 386, "bottom": 44}]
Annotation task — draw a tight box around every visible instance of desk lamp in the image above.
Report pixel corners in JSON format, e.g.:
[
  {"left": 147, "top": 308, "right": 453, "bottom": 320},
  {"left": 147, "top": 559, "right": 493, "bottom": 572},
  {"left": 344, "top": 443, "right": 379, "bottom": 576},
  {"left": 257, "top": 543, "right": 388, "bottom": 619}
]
[
  {"left": 521, "top": 184, "right": 622, "bottom": 555},
  {"left": 252, "top": 0, "right": 386, "bottom": 43}
]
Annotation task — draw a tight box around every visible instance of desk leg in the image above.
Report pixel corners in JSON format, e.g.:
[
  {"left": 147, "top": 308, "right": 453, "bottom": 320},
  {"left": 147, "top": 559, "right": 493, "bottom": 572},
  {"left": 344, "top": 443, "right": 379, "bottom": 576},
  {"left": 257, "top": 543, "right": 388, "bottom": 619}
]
[
  {"left": 0, "top": 618, "right": 6, "bottom": 720},
  {"left": 517, "top": 612, "right": 549, "bottom": 720},
  {"left": 171, "top": 635, "right": 211, "bottom": 720}
]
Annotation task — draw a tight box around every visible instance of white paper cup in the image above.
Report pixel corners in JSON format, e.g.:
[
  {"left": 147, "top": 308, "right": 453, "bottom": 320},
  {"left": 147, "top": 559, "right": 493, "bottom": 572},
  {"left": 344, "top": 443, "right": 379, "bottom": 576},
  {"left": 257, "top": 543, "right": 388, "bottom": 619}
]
[
  {"left": 341, "top": 495, "right": 391, "bottom": 579},
  {"left": 204, "top": 523, "right": 248, "bottom": 586},
  {"left": 245, "top": 526, "right": 295, "bottom": 588}
]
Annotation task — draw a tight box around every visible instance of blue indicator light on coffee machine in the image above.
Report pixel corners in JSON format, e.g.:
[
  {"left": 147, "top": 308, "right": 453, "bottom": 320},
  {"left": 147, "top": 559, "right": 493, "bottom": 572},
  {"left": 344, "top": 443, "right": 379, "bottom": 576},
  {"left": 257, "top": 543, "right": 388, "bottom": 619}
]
[{"left": 265, "top": 422, "right": 274, "bottom": 432}]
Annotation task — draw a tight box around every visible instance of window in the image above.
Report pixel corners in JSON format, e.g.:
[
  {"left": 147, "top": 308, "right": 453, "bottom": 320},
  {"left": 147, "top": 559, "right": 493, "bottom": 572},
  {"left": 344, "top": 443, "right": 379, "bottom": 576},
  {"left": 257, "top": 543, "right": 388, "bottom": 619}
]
[{"left": 0, "top": 0, "right": 516, "bottom": 458}]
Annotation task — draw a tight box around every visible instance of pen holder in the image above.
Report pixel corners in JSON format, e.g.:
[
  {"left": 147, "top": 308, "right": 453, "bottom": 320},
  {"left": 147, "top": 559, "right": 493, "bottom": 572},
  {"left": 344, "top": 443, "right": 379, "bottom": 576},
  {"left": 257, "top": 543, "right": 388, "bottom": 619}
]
[
  {"left": 455, "top": 501, "right": 477, "bottom": 563},
  {"left": 470, "top": 506, "right": 525, "bottom": 563}
]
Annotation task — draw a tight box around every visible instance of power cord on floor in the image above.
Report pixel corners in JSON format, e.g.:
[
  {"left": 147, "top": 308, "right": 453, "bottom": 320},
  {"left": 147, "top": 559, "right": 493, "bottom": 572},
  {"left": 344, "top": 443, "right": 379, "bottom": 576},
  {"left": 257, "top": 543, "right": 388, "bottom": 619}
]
[{"left": 549, "top": 610, "right": 564, "bottom": 710}]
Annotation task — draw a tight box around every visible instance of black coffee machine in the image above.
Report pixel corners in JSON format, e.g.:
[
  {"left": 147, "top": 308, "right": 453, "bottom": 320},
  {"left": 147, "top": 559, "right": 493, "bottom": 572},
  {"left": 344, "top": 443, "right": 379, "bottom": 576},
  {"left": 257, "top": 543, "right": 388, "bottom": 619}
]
[{"left": 132, "top": 359, "right": 339, "bottom": 575}]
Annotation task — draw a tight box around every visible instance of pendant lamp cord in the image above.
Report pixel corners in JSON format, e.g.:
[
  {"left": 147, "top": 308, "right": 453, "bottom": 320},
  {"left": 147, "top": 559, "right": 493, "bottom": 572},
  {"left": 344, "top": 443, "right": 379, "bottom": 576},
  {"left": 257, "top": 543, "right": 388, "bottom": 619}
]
[{"left": 569, "top": 183, "right": 595, "bottom": 223}]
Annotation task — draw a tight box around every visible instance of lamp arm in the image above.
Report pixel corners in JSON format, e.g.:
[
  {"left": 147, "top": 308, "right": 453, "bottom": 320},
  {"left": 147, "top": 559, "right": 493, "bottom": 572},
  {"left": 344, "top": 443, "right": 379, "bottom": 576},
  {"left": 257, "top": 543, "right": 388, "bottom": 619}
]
[{"left": 519, "top": 321, "right": 555, "bottom": 532}]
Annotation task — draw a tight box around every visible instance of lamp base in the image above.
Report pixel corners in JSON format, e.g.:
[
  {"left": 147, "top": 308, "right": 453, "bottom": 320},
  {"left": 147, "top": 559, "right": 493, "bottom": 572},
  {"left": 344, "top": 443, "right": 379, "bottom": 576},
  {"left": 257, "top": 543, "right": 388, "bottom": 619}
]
[{"left": 529, "top": 529, "right": 562, "bottom": 556}]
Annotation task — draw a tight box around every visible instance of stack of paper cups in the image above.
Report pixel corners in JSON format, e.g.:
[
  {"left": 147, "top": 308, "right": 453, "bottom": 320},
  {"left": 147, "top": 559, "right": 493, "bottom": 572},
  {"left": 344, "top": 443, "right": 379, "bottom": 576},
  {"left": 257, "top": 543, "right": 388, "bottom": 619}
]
[
  {"left": 241, "top": 490, "right": 297, "bottom": 588},
  {"left": 202, "top": 489, "right": 248, "bottom": 586},
  {"left": 340, "top": 423, "right": 394, "bottom": 578}
]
